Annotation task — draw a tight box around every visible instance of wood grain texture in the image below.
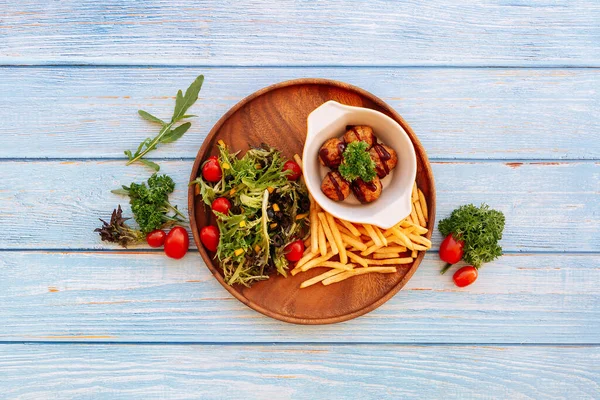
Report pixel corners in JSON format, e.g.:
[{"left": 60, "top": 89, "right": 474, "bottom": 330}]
[
  {"left": 0, "top": 67, "right": 598, "bottom": 160},
  {"left": 1, "top": 160, "right": 597, "bottom": 251},
  {"left": 1, "top": 252, "right": 598, "bottom": 342},
  {"left": 1, "top": 1, "right": 599, "bottom": 66},
  {"left": 1, "top": 344, "right": 598, "bottom": 399},
  {"left": 189, "top": 78, "right": 435, "bottom": 324}
]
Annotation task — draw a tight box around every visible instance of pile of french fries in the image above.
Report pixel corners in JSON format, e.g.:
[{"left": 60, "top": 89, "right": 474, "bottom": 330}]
[{"left": 292, "top": 154, "right": 431, "bottom": 288}]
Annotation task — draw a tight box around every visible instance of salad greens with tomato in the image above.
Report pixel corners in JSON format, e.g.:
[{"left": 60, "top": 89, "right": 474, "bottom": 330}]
[{"left": 192, "top": 143, "right": 309, "bottom": 287}]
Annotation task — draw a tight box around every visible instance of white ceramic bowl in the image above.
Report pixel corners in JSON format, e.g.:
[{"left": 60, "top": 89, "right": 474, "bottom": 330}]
[{"left": 302, "top": 101, "right": 417, "bottom": 229}]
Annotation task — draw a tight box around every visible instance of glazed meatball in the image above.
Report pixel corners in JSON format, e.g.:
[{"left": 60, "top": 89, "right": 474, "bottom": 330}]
[
  {"left": 318, "top": 138, "right": 346, "bottom": 169},
  {"left": 321, "top": 171, "right": 351, "bottom": 202},
  {"left": 369, "top": 143, "right": 398, "bottom": 178},
  {"left": 344, "top": 125, "right": 376, "bottom": 149},
  {"left": 351, "top": 176, "right": 382, "bottom": 204}
]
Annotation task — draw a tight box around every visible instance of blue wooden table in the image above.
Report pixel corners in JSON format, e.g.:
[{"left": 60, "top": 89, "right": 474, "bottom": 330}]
[{"left": 1, "top": 1, "right": 599, "bottom": 398}]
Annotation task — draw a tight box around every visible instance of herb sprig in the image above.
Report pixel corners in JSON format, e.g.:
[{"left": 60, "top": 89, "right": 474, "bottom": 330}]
[
  {"left": 439, "top": 203, "right": 505, "bottom": 270},
  {"left": 94, "top": 205, "right": 145, "bottom": 247},
  {"left": 339, "top": 141, "right": 377, "bottom": 182},
  {"left": 125, "top": 75, "right": 204, "bottom": 171},
  {"left": 112, "top": 174, "right": 186, "bottom": 234}
]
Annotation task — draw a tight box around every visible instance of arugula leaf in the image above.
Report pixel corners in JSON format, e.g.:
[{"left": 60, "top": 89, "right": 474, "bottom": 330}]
[
  {"left": 125, "top": 75, "right": 204, "bottom": 169},
  {"left": 172, "top": 75, "right": 204, "bottom": 123},
  {"left": 138, "top": 110, "right": 165, "bottom": 125},
  {"left": 140, "top": 159, "right": 160, "bottom": 171},
  {"left": 161, "top": 122, "right": 191, "bottom": 144}
]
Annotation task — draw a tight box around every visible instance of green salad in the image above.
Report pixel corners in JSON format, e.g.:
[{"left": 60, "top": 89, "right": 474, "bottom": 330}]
[{"left": 192, "top": 143, "right": 310, "bottom": 286}]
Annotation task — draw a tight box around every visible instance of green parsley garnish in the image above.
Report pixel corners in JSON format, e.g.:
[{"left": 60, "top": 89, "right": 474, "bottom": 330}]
[
  {"left": 439, "top": 204, "right": 505, "bottom": 271},
  {"left": 339, "top": 141, "right": 377, "bottom": 182},
  {"left": 112, "top": 174, "right": 186, "bottom": 234}
]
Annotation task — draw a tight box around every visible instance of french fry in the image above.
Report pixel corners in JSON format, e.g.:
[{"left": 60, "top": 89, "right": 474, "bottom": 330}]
[
  {"left": 363, "top": 224, "right": 382, "bottom": 247},
  {"left": 318, "top": 221, "right": 327, "bottom": 256},
  {"left": 301, "top": 251, "right": 335, "bottom": 272},
  {"left": 412, "top": 244, "right": 428, "bottom": 251},
  {"left": 340, "top": 233, "right": 368, "bottom": 251},
  {"left": 327, "top": 213, "right": 347, "bottom": 264},
  {"left": 374, "top": 246, "right": 407, "bottom": 253},
  {"left": 300, "top": 269, "right": 346, "bottom": 288},
  {"left": 414, "top": 200, "right": 426, "bottom": 227},
  {"left": 318, "top": 212, "right": 339, "bottom": 255},
  {"left": 336, "top": 224, "right": 354, "bottom": 237},
  {"left": 318, "top": 262, "right": 355, "bottom": 270},
  {"left": 400, "top": 220, "right": 428, "bottom": 235},
  {"left": 322, "top": 267, "right": 397, "bottom": 285},
  {"left": 410, "top": 207, "right": 418, "bottom": 226},
  {"left": 304, "top": 237, "right": 311, "bottom": 247},
  {"left": 294, "top": 250, "right": 321, "bottom": 271},
  {"left": 355, "top": 226, "right": 370, "bottom": 237},
  {"left": 347, "top": 251, "right": 369, "bottom": 268},
  {"left": 418, "top": 188, "right": 428, "bottom": 221},
  {"left": 391, "top": 227, "right": 414, "bottom": 250},
  {"left": 367, "top": 257, "right": 413, "bottom": 265},
  {"left": 373, "top": 252, "right": 400, "bottom": 259},
  {"left": 339, "top": 219, "right": 361, "bottom": 237},
  {"left": 375, "top": 227, "right": 388, "bottom": 246},
  {"left": 360, "top": 243, "right": 383, "bottom": 256},
  {"left": 403, "top": 226, "right": 416, "bottom": 235},
  {"left": 310, "top": 200, "right": 318, "bottom": 253},
  {"left": 293, "top": 154, "right": 303, "bottom": 169},
  {"left": 412, "top": 182, "right": 419, "bottom": 203},
  {"left": 411, "top": 250, "right": 418, "bottom": 258},
  {"left": 408, "top": 233, "right": 432, "bottom": 249}
]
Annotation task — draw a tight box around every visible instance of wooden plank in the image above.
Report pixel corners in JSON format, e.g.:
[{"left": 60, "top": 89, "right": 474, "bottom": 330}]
[
  {"left": 0, "top": 67, "right": 598, "bottom": 160},
  {"left": 1, "top": 252, "right": 598, "bottom": 343},
  {"left": 0, "top": 160, "right": 598, "bottom": 251},
  {"left": 1, "top": 344, "right": 598, "bottom": 399},
  {"left": 1, "top": 1, "right": 598, "bottom": 66}
]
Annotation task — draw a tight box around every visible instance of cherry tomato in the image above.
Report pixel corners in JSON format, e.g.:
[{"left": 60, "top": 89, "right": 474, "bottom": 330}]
[
  {"left": 202, "top": 159, "right": 222, "bottom": 182},
  {"left": 439, "top": 234, "right": 464, "bottom": 264},
  {"left": 453, "top": 265, "right": 478, "bottom": 287},
  {"left": 146, "top": 229, "right": 166, "bottom": 248},
  {"left": 200, "top": 225, "right": 220, "bottom": 252},
  {"left": 212, "top": 197, "right": 231, "bottom": 215},
  {"left": 207, "top": 155, "right": 218, "bottom": 162},
  {"left": 164, "top": 226, "right": 189, "bottom": 259},
  {"left": 283, "top": 160, "right": 302, "bottom": 181},
  {"left": 284, "top": 239, "right": 305, "bottom": 262}
]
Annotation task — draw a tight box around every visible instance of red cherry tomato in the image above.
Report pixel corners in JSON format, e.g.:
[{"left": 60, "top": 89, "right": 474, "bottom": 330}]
[
  {"left": 439, "top": 234, "right": 464, "bottom": 264},
  {"left": 453, "top": 265, "right": 478, "bottom": 287},
  {"left": 164, "top": 226, "right": 189, "bottom": 259},
  {"left": 283, "top": 160, "right": 302, "bottom": 181},
  {"left": 146, "top": 229, "right": 166, "bottom": 248},
  {"left": 200, "top": 225, "right": 220, "bottom": 252},
  {"left": 211, "top": 197, "right": 231, "bottom": 215},
  {"left": 207, "top": 155, "right": 218, "bottom": 162},
  {"left": 284, "top": 239, "right": 305, "bottom": 262},
  {"left": 202, "top": 159, "right": 222, "bottom": 182}
]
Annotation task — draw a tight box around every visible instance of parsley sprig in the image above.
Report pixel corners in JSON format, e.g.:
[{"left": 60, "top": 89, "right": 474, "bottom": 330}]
[
  {"left": 439, "top": 204, "right": 505, "bottom": 271},
  {"left": 125, "top": 75, "right": 204, "bottom": 171},
  {"left": 339, "top": 141, "right": 377, "bottom": 182}
]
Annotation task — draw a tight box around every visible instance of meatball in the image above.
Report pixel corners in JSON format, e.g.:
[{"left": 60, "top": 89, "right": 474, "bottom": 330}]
[
  {"left": 344, "top": 125, "right": 376, "bottom": 149},
  {"left": 321, "top": 171, "right": 351, "bottom": 202},
  {"left": 351, "top": 176, "right": 382, "bottom": 204},
  {"left": 369, "top": 144, "right": 398, "bottom": 178},
  {"left": 318, "top": 138, "right": 346, "bottom": 169}
]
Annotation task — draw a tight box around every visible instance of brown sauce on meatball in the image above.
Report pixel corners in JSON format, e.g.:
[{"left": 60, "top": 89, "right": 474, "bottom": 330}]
[
  {"left": 328, "top": 172, "right": 345, "bottom": 201},
  {"left": 351, "top": 182, "right": 366, "bottom": 203},
  {"left": 373, "top": 144, "right": 392, "bottom": 175}
]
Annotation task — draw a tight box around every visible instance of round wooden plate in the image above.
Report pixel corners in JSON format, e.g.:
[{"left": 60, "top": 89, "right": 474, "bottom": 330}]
[{"left": 188, "top": 78, "right": 436, "bottom": 324}]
